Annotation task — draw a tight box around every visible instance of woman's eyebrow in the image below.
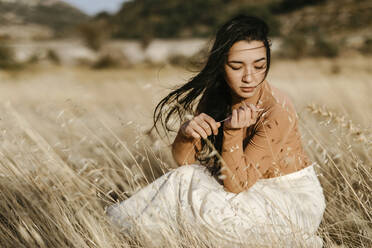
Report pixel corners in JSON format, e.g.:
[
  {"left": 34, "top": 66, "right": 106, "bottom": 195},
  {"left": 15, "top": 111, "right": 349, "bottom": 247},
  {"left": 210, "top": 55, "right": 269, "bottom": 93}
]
[
  {"left": 254, "top": 57, "right": 266, "bottom": 62},
  {"left": 228, "top": 60, "right": 243, "bottom": 64},
  {"left": 228, "top": 57, "right": 266, "bottom": 64}
]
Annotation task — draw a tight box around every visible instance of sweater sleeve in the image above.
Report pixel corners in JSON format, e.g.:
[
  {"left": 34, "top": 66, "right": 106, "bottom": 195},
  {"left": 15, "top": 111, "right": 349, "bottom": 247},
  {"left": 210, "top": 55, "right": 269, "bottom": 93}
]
[
  {"left": 220, "top": 105, "right": 296, "bottom": 193},
  {"left": 171, "top": 99, "right": 206, "bottom": 166},
  {"left": 171, "top": 129, "right": 202, "bottom": 166}
]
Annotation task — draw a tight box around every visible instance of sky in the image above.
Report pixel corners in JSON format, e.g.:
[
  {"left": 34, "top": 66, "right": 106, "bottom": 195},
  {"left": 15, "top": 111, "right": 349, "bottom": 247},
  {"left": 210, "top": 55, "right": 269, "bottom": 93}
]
[{"left": 61, "top": 0, "right": 128, "bottom": 15}]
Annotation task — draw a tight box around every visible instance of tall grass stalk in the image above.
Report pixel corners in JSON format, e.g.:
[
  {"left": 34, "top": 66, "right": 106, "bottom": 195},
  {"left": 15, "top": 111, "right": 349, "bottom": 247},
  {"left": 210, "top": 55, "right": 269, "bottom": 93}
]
[{"left": 0, "top": 60, "right": 371, "bottom": 247}]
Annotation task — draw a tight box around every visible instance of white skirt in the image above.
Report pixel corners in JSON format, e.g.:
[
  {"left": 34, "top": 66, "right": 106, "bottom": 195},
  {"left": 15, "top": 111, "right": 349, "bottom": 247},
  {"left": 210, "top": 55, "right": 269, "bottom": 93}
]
[{"left": 106, "top": 163, "right": 326, "bottom": 247}]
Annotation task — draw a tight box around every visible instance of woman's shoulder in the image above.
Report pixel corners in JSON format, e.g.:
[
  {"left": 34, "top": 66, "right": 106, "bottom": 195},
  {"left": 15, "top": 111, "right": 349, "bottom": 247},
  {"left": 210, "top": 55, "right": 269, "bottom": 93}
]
[
  {"left": 261, "top": 82, "right": 298, "bottom": 125},
  {"left": 263, "top": 82, "right": 296, "bottom": 115}
]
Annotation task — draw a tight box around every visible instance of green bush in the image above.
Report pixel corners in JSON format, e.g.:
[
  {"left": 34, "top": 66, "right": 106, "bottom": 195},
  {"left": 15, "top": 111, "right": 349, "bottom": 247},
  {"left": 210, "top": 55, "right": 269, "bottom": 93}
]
[
  {"left": 359, "top": 38, "right": 372, "bottom": 55},
  {"left": 311, "top": 36, "right": 339, "bottom": 58},
  {"left": 277, "top": 34, "right": 310, "bottom": 59},
  {"left": 78, "top": 20, "right": 111, "bottom": 51},
  {"left": 168, "top": 46, "right": 209, "bottom": 70},
  {"left": 168, "top": 54, "right": 191, "bottom": 67},
  {"left": 92, "top": 55, "right": 120, "bottom": 69},
  {"left": 47, "top": 49, "right": 61, "bottom": 65},
  {"left": 112, "top": 0, "right": 280, "bottom": 39},
  {"left": 0, "top": 43, "right": 22, "bottom": 70},
  {"left": 278, "top": 34, "right": 339, "bottom": 59}
]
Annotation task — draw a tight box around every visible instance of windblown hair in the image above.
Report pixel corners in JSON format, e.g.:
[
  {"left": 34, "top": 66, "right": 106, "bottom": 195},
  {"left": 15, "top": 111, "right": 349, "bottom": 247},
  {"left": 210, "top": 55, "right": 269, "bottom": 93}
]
[{"left": 152, "top": 15, "right": 271, "bottom": 183}]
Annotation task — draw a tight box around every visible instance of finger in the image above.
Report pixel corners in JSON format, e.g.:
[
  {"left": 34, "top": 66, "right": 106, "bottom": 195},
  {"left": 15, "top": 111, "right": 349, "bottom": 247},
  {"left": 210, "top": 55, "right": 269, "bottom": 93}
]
[
  {"left": 189, "top": 129, "right": 200, "bottom": 139},
  {"left": 257, "top": 100, "right": 264, "bottom": 108},
  {"left": 242, "top": 104, "right": 252, "bottom": 126},
  {"left": 184, "top": 123, "right": 201, "bottom": 139},
  {"left": 180, "top": 121, "right": 191, "bottom": 138},
  {"left": 238, "top": 107, "right": 246, "bottom": 125},
  {"left": 250, "top": 103, "right": 259, "bottom": 111},
  {"left": 194, "top": 116, "right": 212, "bottom": 136},
  {"left": 200, "top": 113, "right": 219, "bottom": 135},
  {"left": 249, "top": 103, "right": 260, "bottom": 113},
  {"left": 250, "top": 104, "right": 259, "bottom": 121},
  {"left": 256, "top": 101, "right": 264, "bottom": 112},
  {"left": 231, "top": 109, "right": 238, "bottom": 127},
  {"left": 245, "top": 104, "right": 254, "bottom": 123},
  {"left": 242, "top": 102, "right": 252, "bottom": 125},
  {"left": 182, "top": 123, "right": 194, "bottom": 139},
  {"left": 190, "top": 121, "right": 208, "bottom": 139}
]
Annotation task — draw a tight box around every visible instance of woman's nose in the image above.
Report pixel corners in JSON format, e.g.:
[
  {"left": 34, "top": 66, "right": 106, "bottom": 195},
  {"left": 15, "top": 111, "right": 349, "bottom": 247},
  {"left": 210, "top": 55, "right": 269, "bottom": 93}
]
[{"left": 242, "top": 68, "right": 253, "bottom": 82}]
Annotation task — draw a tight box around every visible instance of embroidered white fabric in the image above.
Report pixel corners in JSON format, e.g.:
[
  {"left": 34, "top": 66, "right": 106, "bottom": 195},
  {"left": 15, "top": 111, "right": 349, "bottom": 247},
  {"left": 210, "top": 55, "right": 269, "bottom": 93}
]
[{"left": 106, "top": 163, "right": 326, "bottom": 247}]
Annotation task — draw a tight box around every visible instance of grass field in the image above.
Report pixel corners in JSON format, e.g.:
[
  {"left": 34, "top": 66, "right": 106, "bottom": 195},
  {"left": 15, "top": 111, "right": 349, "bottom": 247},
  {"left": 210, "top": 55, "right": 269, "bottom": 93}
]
[{"left": 0, "top": 55, "right": 371, "bottom": 247}]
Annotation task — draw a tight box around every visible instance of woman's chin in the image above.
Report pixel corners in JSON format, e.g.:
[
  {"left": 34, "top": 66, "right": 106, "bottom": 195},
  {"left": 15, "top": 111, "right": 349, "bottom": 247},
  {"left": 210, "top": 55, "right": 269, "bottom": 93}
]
[
  {"left": 239, "top": 90, "right": 256, "bottom": 98},
  {"left": 231, "top": 88, "right": 258, "bottom": 101}
]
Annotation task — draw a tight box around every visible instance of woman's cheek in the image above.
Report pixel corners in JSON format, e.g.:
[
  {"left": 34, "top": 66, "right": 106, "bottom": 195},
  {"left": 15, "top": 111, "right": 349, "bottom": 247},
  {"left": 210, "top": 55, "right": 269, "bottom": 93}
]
[{"left": 226, "top": 78, "right": 234, "bottom": 91}]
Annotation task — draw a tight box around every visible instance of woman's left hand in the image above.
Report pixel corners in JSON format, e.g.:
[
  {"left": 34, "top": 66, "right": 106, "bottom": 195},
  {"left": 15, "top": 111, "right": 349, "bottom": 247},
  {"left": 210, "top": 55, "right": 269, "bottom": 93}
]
[{"left": 224, "top": 103, "right": 260, "bottom": 130}]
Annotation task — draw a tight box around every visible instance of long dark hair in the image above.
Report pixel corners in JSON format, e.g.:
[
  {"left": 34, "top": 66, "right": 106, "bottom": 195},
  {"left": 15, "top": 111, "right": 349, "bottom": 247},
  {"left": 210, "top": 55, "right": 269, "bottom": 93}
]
[{"left": 152, "top": 15, "right": 271, "bottom": 182}]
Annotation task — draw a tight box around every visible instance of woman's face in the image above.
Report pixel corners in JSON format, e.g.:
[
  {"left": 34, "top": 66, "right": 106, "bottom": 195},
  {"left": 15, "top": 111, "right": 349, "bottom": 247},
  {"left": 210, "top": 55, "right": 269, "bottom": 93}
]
[{"left": 224, "top": 40, "right": 267, "bottom": 100}]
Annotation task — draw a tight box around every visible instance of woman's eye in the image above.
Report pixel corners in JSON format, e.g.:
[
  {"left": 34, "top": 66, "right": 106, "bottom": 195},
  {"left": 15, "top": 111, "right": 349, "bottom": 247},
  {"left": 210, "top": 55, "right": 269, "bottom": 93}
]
[
  {"left": 231, "top": 66, "right": 241, "bottom": 70},
  {"left": 255, "top": 65, "right": 267, "bottom": 70}
]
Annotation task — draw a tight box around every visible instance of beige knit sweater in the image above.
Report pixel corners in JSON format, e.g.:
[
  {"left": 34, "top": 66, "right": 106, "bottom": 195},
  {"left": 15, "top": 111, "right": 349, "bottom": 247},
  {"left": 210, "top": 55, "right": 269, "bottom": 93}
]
[{"left": 172, "top": 80, "right": 311, "bottom": 193}]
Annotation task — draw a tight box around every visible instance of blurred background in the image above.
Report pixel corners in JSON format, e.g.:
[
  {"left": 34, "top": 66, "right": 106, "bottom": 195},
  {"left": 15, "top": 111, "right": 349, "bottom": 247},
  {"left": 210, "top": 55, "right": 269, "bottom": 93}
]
[
  {"left": 1, "top": 0, "right": 371, "bottom": 68},
  {"left": 0, "top": 1, "right": 371, "bottom": 247},
  {"left": 1, "top": 0, "right": 371, "bottom": 136},
  {"left": 0, "top": 0, "right": 371, "bottom": 153}
]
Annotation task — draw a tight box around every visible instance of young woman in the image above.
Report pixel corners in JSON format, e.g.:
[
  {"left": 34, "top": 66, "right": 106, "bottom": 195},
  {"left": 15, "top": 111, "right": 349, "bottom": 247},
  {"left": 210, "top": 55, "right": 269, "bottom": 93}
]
[{"left": 107, "top": 15, "right": 326, "bottom": 247}]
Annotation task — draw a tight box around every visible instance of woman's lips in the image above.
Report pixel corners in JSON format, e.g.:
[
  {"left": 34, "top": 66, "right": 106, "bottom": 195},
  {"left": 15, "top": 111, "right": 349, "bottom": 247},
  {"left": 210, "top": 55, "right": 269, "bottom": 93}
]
[{"left": 240, "top": 86, "right": 256, "bottom": 92}]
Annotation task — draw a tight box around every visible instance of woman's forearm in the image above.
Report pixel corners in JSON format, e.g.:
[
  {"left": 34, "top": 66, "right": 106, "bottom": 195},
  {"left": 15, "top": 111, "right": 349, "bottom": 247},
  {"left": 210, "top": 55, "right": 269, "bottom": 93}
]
[
  {"left": 171, "top": 130, "right": 198, "bottom": 166},
  {"left": 220, "top": 128, "right": 247, "bottom": 193}
]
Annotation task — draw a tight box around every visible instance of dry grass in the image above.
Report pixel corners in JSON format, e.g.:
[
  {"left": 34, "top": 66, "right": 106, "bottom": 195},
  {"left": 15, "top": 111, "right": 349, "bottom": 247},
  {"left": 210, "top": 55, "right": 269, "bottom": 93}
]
[{"left": 0, "top": 55, "right": 371, "bottom": 247}]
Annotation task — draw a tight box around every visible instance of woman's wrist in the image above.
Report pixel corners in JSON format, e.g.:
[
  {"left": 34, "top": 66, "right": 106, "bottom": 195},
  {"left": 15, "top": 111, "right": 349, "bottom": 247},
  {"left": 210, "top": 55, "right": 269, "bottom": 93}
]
[
  {"left": 223, "top": 126, "right": 244, "bottom": 136},
  {"left": 222, "top": 127, "right": 244, "bottom": 150}
]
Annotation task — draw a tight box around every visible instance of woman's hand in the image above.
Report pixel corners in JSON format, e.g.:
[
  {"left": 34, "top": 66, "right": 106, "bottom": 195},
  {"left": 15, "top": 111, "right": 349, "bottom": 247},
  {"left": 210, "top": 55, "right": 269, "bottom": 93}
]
[
  {"left": 224, "top": 103, "right": 260, "bottom": 130},
  {"left": 180, "top": 113, "right": 221, "bottom": 139}
]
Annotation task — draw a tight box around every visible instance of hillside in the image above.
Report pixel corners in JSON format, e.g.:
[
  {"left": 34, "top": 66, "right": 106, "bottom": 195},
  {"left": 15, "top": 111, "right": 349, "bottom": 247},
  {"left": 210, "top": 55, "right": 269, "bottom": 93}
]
[
  {"left": 0, "top": 0, "right": 88, "bottom": 39},
  {"left": 278, "top": 0, "right": 372, "bottom": 37},
  {"left": 105, "top": 0, "right": 371, "bottom": 41},
  {"left": 108, "top": 0, "right": 280, "bottom": 39}
]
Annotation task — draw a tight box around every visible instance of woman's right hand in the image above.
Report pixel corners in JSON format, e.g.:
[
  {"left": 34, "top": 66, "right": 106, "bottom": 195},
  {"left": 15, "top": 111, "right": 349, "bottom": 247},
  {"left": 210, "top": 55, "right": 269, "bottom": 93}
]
[
  {"left": 224, "top": 103, "right": 260, "bottom": 130},
  {"left": 180, "top": 113, "right": 221, "bottom": 139}
]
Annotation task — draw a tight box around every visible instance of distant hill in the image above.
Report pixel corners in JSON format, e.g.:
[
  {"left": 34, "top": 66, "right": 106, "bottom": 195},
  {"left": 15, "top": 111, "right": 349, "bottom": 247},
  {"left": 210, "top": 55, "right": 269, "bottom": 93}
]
[
  {"left": 277, "top": 0, "right": 372, "bottom": 37},
  {"left": 0, "top": 0, "right": 88, "bottom": 39},
  {"left": 101, "top": 0, "right": 371, "bottom": 41},
  {"left": 107, "top": 0, "right": 282, "bottom": 39}
]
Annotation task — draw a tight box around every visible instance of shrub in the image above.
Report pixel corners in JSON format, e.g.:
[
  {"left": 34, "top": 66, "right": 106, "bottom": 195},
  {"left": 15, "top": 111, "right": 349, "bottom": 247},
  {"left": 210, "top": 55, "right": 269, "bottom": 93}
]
[
  {"left": 92, "top": 55, "right": 120, "bottom": 69},
  {"left": 311, "top": 36, "right": 339, "bottom": 58},
  {"left": 278, "top": 34, "right": 339, "bottom": 59},
  {"left": 47, "top": 49, "right": 61, "bottom": 65},
  {"left": 359, "top": 38, "right": 372, "bottom": 55},
  {"left": 78, "top": 20, "right": 112, "bottom": 51},
  {"left": 168, "top": 54, "right": 190, "bottom": 67},
  {"left": 0, "top": 43, "right": 22, "bottom": 70},
  {"left": 277, "top": 34, "right": 310, "bottom": 59},
  {"left": 168, "top": 46, "right": 209, "bottom": 70}
]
